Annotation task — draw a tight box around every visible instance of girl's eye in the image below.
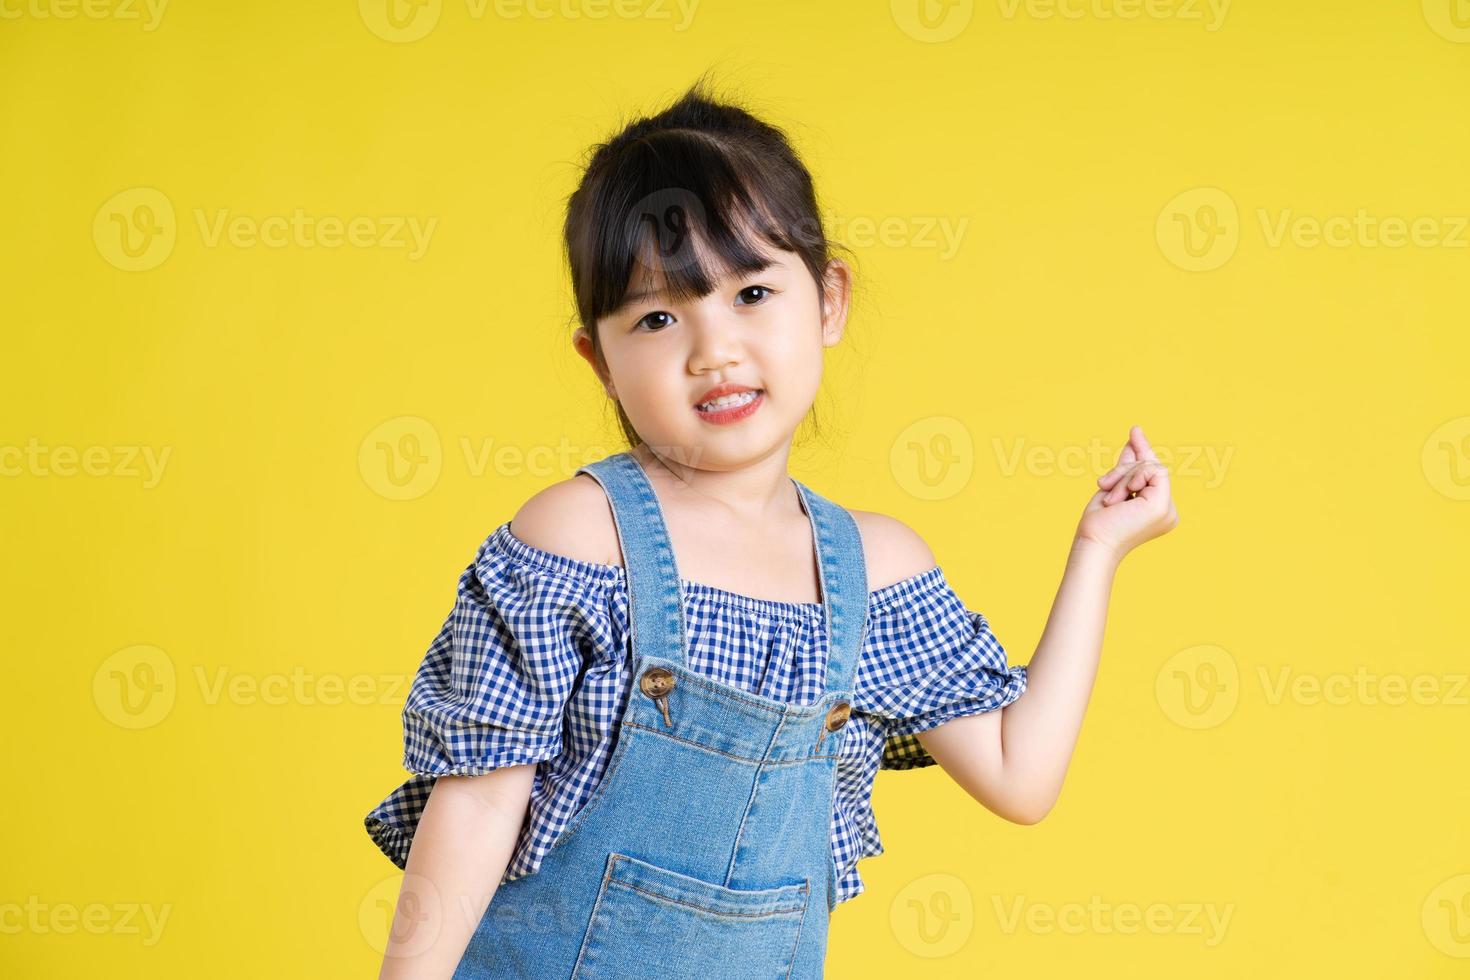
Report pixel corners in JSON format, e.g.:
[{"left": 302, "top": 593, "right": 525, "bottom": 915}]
[
  {"left": 634, "top": 287, "right": 773, "bottom": 330},
  {"left": 634, "top": 311, "right": 674, "bottom": 332}
]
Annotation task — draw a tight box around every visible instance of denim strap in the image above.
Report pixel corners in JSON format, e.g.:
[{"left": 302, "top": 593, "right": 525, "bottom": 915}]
[
  {"left": 575, "top": 451, "right": 689, "bottom": 667},
  {"left": 791, "top": 477, "right": 869, "bottom": 697},
  {"left": 575, "top": 451, "right": 868, "bottom": 694}
]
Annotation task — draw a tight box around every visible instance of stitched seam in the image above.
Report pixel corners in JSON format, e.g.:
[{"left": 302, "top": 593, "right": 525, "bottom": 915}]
[
  {"left": 723, "top": 712, "right": 788, "bottom": 887},
  {"left": 609, "top": 879, "right": 808, "bottom": 918},
  {"left": 578, "top": 464, "right": 637, "bottom": 660},
  {"left": 868, "top": 565, "right": 945, "bottom": 614},
  {"left": 833, "top": 499, "right": 872, "bottom": 696},
  {"left": 492, "top": 521, "right": 621, "bottom": 584},
  {"left": 796, "top": 481, "right": 848, "bottom": 704},
  {"left": 569, "top": 853, "right": 617, "bottom": 979},
  {"left": 661, "top": 665, "right": 832, "bottom": 719},
  {"left": 621, "top": 721, "right": 837, "bottom": 764},
  {"left": 825, "top": 751, "right": 841, "bottom": 913},
  {"left": 805, "top": 482, "right": 836, "bottom": 687},
  {"left": 543, "top": 718, "right": 635, "bottom": 855},
  {"left": 784, "top": 879, "right": 811, "bottom": 980},
  {"left": 627, "top": 453, "right": 689, "bottom": 665},
  {"left": 793, "top": 478, "right": 826, "bottom": 608}
]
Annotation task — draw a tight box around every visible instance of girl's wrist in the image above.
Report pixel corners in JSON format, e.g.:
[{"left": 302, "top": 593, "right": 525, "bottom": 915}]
[{"left": 1069, "top": 534, "right": 1125, "bottom": 572}]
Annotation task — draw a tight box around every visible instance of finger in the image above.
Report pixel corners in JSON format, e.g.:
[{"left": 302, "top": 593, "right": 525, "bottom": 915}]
[
  {"left": 1131, "top": 424, "right": 1159, "bottom": 463},
  {"left": 1107, "top": 460, "right": 1169, "bottom": 505},
  {"left": 1117, "top": 437, "right": 1138, "bottom": 468},
  {"left": 1136, "top": 462, "right": 1172, "bottom": 506},
  {"left": 1103, "top": 460, "right": 1149, "bottom": 504},
  {"left": 1102, "top": 463, "right": 1136, "bottom": 503},
  {"left": 1100, "top": 430, "right": 1137, "bottom": 477},
  {"left": 1099, "top": 428, "right": 1159, "bottom": 489},
  {"left": 1097, "top": 448, "right": 1138, "bottom": 488},
  {"left": 1126, "top": 461, "right": 1160, "bottom": 493}
]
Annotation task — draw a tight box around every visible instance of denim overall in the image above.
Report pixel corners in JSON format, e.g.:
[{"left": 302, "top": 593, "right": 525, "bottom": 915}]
[{"left": 452, "top": 450, "right": 868, "bottom": 979}]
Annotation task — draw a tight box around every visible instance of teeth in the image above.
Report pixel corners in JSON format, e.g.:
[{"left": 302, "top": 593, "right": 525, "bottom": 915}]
[{"left": 697, "top": 390, "right": 759, "bottom": 411}]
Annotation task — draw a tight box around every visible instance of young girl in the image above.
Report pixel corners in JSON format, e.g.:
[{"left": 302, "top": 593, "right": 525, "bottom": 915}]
[{"left": 366, "top": 81, "right": 1179, "bottom": 979}]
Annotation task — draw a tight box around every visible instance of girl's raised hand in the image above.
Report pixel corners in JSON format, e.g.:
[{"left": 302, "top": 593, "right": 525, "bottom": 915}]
[{"left": 1074, "top": 424, "right": 1180, "bottom": 562}]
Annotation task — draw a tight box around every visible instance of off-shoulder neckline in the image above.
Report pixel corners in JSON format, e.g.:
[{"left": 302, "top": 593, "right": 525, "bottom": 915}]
[{"left": 488, "top": 521, "right": 946, "bottom": 619}]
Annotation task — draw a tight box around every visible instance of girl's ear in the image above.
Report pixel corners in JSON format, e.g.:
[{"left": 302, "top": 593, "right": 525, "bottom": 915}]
[
  {"left": 572, "top": 327, "right": 617, "bottom": 400},
  {"left": 819, "top": 258, "right": 852, "bottom": 347}
]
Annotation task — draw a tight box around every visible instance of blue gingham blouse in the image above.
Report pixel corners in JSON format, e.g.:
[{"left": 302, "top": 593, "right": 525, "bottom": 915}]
[{"left": 365, "top": 521, "right": 1029, "bottom": 906}]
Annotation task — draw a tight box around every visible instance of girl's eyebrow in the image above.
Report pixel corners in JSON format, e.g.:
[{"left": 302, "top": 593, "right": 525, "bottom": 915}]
[{"left": 618, "top": 258, "right": 779, "bottom": 310}]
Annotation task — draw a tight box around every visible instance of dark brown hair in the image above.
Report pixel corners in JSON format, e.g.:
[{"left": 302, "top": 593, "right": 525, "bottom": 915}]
[{"left": 562, "top": 75, "right": 853, "bottom": 450}]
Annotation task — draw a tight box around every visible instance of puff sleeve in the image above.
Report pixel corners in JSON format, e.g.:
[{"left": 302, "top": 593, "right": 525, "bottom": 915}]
[
  {"left": 399, "top": 531, "right": 600, "bottom": 776},
  {"left": 365, "top": 526, "right": 613, "bottom": 869},
  {"left": 856, "top": 568, "right": 1029, "bottom": 771}
]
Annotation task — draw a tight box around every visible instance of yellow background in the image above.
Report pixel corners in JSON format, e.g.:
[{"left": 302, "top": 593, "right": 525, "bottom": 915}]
[{"left": 3, "top": 0, "right": 1468, "bottom": 975}]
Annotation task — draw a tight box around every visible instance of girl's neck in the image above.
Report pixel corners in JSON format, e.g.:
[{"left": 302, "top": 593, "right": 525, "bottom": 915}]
[{"left": 631, "top": 442, "right": 800, "bottom": 525}]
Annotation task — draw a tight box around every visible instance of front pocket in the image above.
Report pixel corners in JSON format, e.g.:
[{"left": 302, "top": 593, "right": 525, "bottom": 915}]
[{"left": 570, "top": 852, "right": 810, "bottom": 979}]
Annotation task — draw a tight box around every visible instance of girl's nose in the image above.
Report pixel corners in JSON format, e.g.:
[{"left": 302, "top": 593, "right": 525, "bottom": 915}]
[{"left": 686, "top": 314, "right": 744, "bottom": 372}]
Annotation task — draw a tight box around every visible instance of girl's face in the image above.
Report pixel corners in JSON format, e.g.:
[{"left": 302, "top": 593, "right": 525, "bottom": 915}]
[{"left": 574, "top": 241, "right": 850, "bottom": 471}]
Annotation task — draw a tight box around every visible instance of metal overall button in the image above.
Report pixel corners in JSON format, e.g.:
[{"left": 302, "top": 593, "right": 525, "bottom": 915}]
[
  {"left": 815, "top": 700, "right": 851, "bottom": 750},
  {"left": 639, "top": 667, "right": 675, "bottom": 727}
]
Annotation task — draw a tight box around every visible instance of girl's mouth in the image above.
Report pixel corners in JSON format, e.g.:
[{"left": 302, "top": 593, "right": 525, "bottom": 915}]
[{"left": 694, "top": 389, "right": 764, "bottom": 425}]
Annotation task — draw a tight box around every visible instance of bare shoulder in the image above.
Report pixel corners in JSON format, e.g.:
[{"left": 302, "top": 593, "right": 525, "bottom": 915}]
[
  {"left": 509, "top": 473, "right": 622, "bottom": 567},
  {"left": 847, "top": 509, "right": 939, "bottom": 591}
]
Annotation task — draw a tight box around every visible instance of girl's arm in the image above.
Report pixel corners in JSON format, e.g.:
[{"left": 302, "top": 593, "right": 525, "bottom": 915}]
[
  {"left": 917, "top": 425, "right": 1179, "bottom": 824},
  {"left": 917, "top": 536, "right": 1119, "bottom": 823},
  {"left": 378, "top": 765, "right": 537, "bottom": 980}
]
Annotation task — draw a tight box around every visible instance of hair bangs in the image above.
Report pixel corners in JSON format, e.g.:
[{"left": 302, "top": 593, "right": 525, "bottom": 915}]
[{"left": 588, "top": 131, "right": 803, "bottom": 322}]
